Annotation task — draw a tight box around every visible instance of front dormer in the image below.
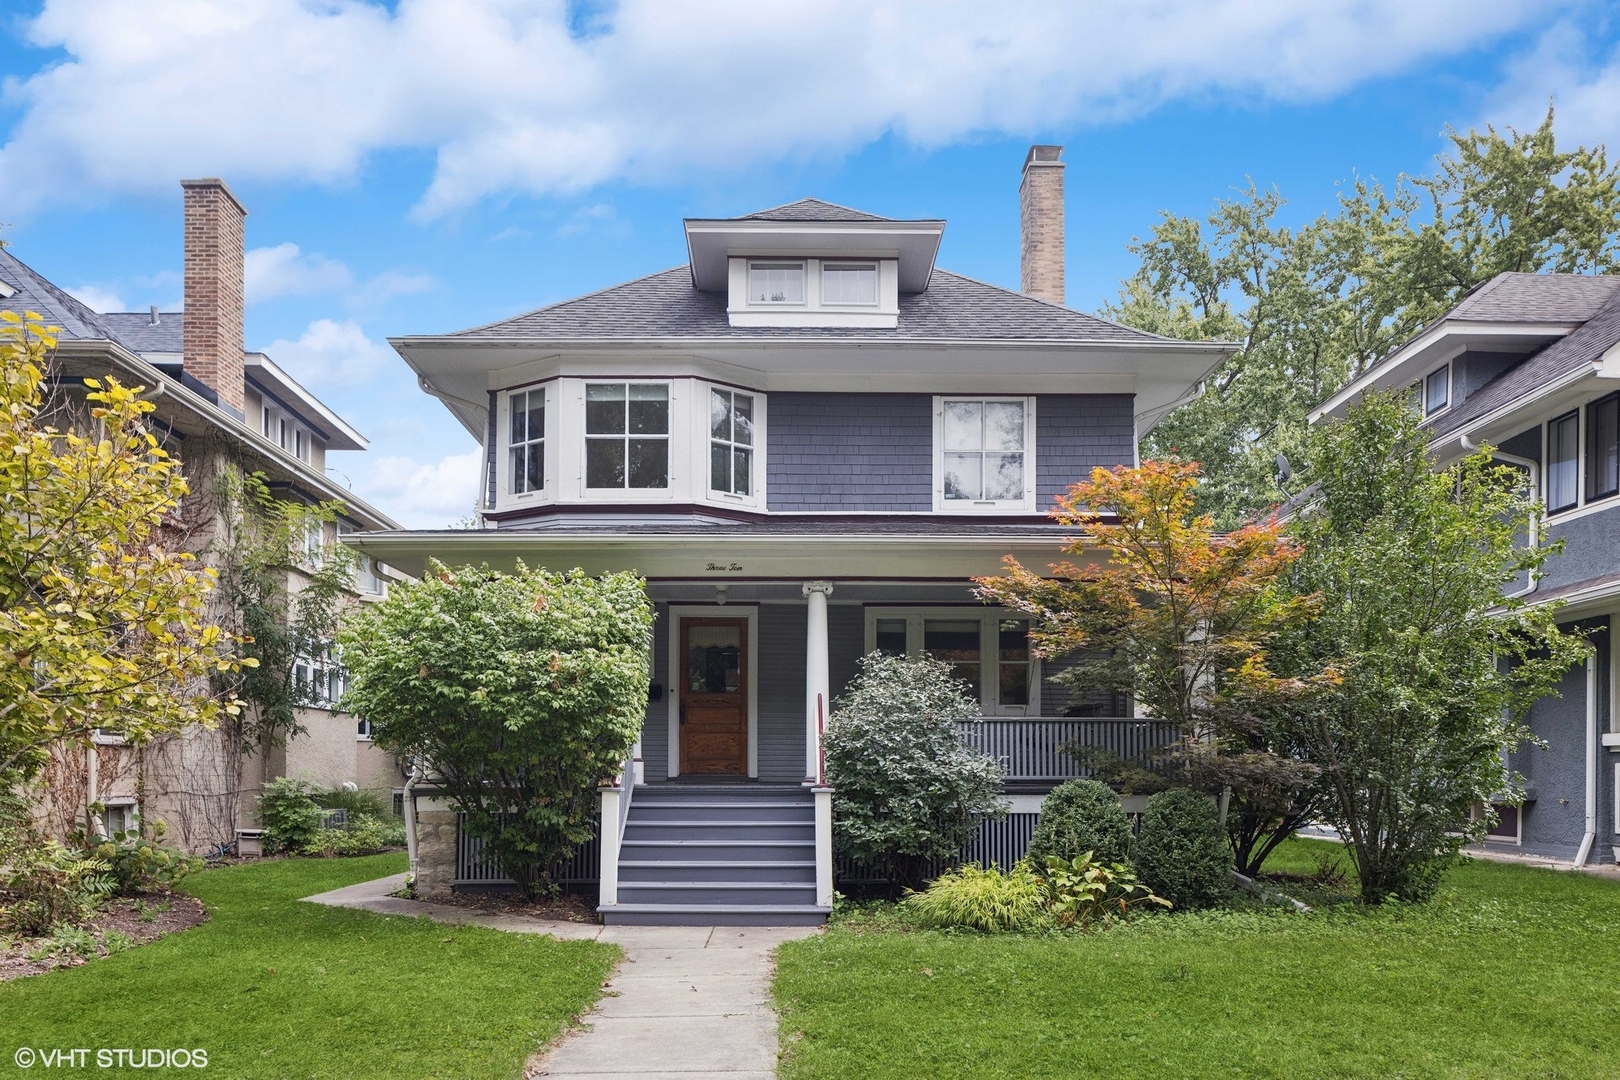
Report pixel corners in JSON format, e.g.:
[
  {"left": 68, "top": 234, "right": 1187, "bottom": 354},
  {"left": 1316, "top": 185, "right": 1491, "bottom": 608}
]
[{"left": 684, "top": 199, "right": 943, "bottom": 329}]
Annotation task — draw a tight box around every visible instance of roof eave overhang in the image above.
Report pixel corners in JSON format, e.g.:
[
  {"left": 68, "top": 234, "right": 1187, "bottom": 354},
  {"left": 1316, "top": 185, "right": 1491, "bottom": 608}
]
[
  {"left": 682, "top": 219, "right": 947, "bottom": 293},
  {"left": 245, "top": 353, "right": 369, "bottom": 451}
]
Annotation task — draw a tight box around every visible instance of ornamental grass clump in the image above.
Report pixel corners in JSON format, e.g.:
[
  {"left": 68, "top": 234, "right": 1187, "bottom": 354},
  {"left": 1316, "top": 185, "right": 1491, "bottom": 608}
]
[
  {"left": 902, "top": 862, "right": 1048, "bottom": 933},
  {"left": 1026, "top": 779, "right": 1135, "bottom": 867},
  {"left": 1132, "top": 788, "right": 1232, "bottom": 911}
]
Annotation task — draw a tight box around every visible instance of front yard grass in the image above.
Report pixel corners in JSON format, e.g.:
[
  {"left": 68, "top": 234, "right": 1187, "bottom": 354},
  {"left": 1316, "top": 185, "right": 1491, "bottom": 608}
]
[
  {"left": 1, "top": 854, "right": 618, "bottom": 1079},
  {"left": 775, "top": 841, "right": 1620, "bottom": 1079}
]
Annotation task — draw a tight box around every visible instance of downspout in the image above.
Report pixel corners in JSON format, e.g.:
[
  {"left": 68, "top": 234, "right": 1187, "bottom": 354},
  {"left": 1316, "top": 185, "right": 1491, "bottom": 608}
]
[
  {"left": 403, "top": 759, "right": 422, "bottom": 886},
  {"left": 1575, "top": 656, "right": 1598, "bottom": 868},
  {"left": 416, "top": 376, "right": 491, "bottom": 523}
]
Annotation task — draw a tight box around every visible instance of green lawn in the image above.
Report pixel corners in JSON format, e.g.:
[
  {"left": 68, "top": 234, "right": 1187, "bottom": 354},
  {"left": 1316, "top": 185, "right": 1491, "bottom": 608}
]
[
  {"left": 1, "top": 855, "right": 617, "bottom": 1079},
  {"left": 775, "top": 842, "right": 1620, "bottom": 1079}
]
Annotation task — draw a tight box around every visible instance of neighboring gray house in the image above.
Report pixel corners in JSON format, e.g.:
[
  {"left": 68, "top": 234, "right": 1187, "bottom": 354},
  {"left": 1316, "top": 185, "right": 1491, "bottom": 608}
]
[
  {"left": 358, "top": 147, "right": 1232, "bottom": 923},
  {"left": 1313, "top": 272, "right": 1620, "bottom": 865}
]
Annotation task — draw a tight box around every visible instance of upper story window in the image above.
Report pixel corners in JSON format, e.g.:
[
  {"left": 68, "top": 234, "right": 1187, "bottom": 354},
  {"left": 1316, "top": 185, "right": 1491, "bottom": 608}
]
[
  {"left": 510, "top": 388, "right": 545, "bottom": 495},
  {"left": 821, "top": 263, "right": 878, "bottom": 305},
  {"left": 710, "top": 388, "right": 755, "bottom": 496},
  {"left": 356, "top": 553, "right": 385, "bottom": 596},
  {"left": 586, "top": 382, "right": 669, "bottom": 489},
  {"left": 747, "top": 263, "right": 805, "bottom": 305},
  {"left": 936, "top": 396, "right": 1034, "bottom": 511},
  {"left": 1548, "top": 410, "right": 1579, "bottom": 513},
  {"left": 1424, "top": 366, "right": 1450, "bottom": 415},
  {"left": 1587, "top": 392, "right": 1619, "bottom": 503}
]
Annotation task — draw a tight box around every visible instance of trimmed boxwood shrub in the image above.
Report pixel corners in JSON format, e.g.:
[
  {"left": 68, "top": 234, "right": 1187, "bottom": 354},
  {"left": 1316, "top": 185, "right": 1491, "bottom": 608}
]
[
  {"left": 1027, "top": 779, "right": 1134, "bottom": 867},
  {"left": 1132, "top": 788, "right": 1231, "bottom": 910}
]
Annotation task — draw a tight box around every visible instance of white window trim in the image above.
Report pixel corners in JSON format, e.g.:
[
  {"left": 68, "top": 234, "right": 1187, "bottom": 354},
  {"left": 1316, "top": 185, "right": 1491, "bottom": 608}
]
[
  {"left": 667, "top": 605, "right": 760, "bottom": 778},
  {"left": 574, "top": 379, "right": 679, "bottom": 502},
  {"left": 99, "top": 799, "right": 139, "bottom": 837},
  {"left": 700, "top": 383, "right": 767, "bottom": 510},
  {"left": 1423, "top": 363, "right": 1452, "bottom": 417},
  {"left": 863, "top": 606, "right": 1040, "bottom": 717},
  {"left": 932, "top": 396, "right": 1037, "bottom": 513},
  {"left": 495, "top": 382, "right": 560, "bottom": 510}
]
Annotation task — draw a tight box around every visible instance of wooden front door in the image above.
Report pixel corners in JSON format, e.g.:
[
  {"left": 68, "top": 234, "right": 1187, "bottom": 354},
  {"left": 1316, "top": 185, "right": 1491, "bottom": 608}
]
[{"left": 679, "top": 617, "right": 748, "bottom": 775}]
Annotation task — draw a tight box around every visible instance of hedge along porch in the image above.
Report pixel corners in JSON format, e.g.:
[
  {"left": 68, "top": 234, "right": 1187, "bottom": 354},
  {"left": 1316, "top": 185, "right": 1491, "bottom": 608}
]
[{"left": 355, "top": 524, "right": 1179, "bottom": 923}]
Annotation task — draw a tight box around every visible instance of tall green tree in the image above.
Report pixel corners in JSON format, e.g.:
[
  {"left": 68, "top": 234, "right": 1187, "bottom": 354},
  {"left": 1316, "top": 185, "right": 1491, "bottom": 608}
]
[
  {"left": 1275, "top": 393, "right": 1585, "bottom": 903},
  {"left": 1113, "top": 108, "right": 1620, "bottom": 525},
  {"left": 338, "top": 562, "right": 652, "bottom": 897}
]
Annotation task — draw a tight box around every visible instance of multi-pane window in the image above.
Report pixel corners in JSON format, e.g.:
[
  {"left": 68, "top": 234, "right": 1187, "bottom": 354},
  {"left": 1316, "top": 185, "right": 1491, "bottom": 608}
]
[
  {"left": 924, "top": 619, "right": 983, "bottom": 699},
  {"left": 943, "top": 398, "right": 1027, "bottom": 502},
  {"left": 874, "top": 619, "right": 907, "bottom": 657},
  {"left": 1549, "top": 410, "right": 1579, "bottom": 513},
  {"left": 709, "top": 388, "right": 754, "bottom": 495},
  {"left": 585, "top": 383, "right": 669, "bottom": 489},
  {"left": 509, "top": 388, "right": 545, "bottom": 495},
  {"left": 822, "top": 263, "right": 878, "bottom": 305},
  {"left": 747, "top": 262, "right": 805, "bottom": 304},
  {"left": 1424, "top": 366, "right": 1450, "bottom": 415},
  {"left": 1588, "top": 392, "right": 1619, "bottom": 502},
  {"left": 870, "top": 611, "right": 1037, "bottom": 715},
  {"left": 998, "top": 619, "right": 1031, "bottom": 709},
  {"left": 294, "top": 645, "right": 347, "bottom": 707}
]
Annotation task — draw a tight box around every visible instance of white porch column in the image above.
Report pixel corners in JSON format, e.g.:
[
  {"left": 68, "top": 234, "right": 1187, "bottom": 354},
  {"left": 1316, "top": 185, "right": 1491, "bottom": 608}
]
[
  {"left": 598, "top": 782, "right": 622, "bottom": 908},
  {"left": 813, "top": 786, "right": 834, "bottom": 908},
  {"left": 802, "top": 580, "right": 834, "bottom": 784}
]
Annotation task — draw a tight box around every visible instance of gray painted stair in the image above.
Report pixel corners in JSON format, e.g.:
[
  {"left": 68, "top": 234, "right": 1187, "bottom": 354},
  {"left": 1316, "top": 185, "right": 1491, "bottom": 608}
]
[{"left": 600, "top": 784, "right": 828, "bottom": 926}]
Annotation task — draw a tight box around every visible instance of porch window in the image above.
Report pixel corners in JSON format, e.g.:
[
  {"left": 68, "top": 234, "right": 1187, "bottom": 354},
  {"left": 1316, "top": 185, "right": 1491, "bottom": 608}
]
[
  {"left": 709, "top": 388, "right": 754, "bottom": 496},
  {"left": 874, "top": 618, "right": 907, "bottom": 657},
  {"left": 866, "top": 608, "right": 1039, "bottom": 716},
  {"left": 1588, "top": 392, "right": 1619, "bottom": 502},
  {"left": 1548, "top": 410, "right": 1579, "bottom": 513},
  {"left": 586, "top": 383, "right": 669, "bottom": 489},
  {"left": 936, "top": 397, "right": 1034, "bottom": 511},
  {"left": 924, "top": 619, "right": 982, "bottom": 699},
  {"left": 509, "top": 388, "right": 545, "bottom": 495},
  {"left": 998, "top": 619, "right": 1031, "bottom": 708}
]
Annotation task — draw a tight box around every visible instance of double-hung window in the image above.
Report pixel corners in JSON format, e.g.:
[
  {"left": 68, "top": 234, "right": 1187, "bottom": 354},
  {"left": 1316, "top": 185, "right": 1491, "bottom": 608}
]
[
  {"left": 1548, "top": 410, "right": 1580, "bottom": 513},
  {"left": 586, "top": 383, "right": 669, "bottom": 489},
  {"left": 1424, "top": 366, "right": 1450, "bottom": 415},
  {"left": 709, "top": 388, "right": 755, "bottom": 496},
  {"left": 509, "top": 388, "right": 545, "bottom": 495},
  {"left": 938, "top": 397, "right": 1032, "bottom": 509},
  {"left": 1588, "top": 392, "right": 1619, "bottom": 502}
]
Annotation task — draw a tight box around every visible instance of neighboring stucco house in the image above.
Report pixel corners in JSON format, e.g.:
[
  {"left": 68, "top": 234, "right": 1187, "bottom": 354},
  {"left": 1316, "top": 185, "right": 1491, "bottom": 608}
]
[
  {"left": 1312, "top": 272, "right": 1620, "bottom": 865},
  {"left": 356, "top": 146, "right": 1232, "bottom": 924},
  {"left": 0, "top": 179, "right": 405, "bottom": 853}
]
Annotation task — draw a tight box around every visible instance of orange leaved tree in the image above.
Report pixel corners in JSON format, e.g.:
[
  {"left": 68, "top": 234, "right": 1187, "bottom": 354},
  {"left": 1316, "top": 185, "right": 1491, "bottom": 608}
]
[{"left": 975, "top": 459, "right": 1325, "bottom": 874}]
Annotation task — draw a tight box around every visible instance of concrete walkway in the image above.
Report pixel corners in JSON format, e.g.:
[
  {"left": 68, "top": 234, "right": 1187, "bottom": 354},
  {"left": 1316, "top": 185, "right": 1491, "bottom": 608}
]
[{"left": 302, "top": 874, "right": 819, "bottom": 1078}]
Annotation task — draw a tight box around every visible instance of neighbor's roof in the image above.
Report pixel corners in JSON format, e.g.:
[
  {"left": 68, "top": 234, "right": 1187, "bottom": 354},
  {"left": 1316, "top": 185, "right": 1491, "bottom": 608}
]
[
  {"left": 1448, "top": 272, "right": 1620, "bottom": 325},
  {"left": 1430, "top": 288, "right": 1620, "bottom": 437},
  {"left": 734, "top": 198, "right": 893, "bottom": 223},
  {"left": 0, "top": 247, "right": 121, "bottom": 341},
  {"left": 449, "top": 266, "right": 1169, "bottom": 344}
]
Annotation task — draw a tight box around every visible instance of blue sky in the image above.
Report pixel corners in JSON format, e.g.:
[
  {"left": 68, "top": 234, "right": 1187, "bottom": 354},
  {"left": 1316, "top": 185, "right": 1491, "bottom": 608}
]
[{"left": 1, "top": 0, "right": 1617, "bottom": 526}]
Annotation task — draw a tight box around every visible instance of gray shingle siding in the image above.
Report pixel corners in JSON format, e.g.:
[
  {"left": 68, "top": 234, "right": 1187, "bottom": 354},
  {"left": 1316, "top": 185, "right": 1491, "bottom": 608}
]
[
  {"left": 640, "top": 605, "right": 671, "bottom": 779},
  {"left": 485, "top": 391, "right": 498, "bottom": 509},
  {"left": 766, "top": 393, "right": 933, "bottom": 511},
  {"left": 1541, "top": 502, "right": 1620, "bottom": 592},
  {"left": 1036, "top": 395, "right": 1136, "bottom": 506}
]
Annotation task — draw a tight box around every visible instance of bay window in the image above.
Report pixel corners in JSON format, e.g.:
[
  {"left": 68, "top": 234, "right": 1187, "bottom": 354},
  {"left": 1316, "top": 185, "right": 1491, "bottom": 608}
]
[
  {"left": 710, "top": 388, "right": 755, "bottom": 496},
  {"left": 509, "top": 388, "right": 545, "bottom": 495},
  {"left": 586, "top": 382, "right": 669, "bottom": 489}
]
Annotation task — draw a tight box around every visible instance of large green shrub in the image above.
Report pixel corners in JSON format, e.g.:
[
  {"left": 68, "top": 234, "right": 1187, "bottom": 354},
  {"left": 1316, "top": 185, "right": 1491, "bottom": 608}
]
[
  {"left": 257, "top": 777, "right": 324, "bottom": 854},
  {"left": 301, "top": 815, "right": 407, "bottom": 857},
  {"left": 1131, "top": 788, "right": 1232, "bottom": 910},
  {"left": 84, "top": 819, "right": 201, "bottom": 895},
  {"left": 825, "top": 653, "right": 1006, "bottom": 890},
  {"left": 902, "top": 862, "right": 1047, "bottom": 932},
  {"left": 1027, "top": 779, "right": 1134, "bottom": 867},
  {"left": 314, "top": 786, "right": 390, "bottom": 819}
]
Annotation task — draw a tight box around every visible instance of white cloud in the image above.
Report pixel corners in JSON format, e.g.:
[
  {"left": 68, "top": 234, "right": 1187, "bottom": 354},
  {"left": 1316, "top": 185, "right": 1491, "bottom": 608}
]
[
  {"left": 361, "top": 451, "right": 483, "bottom": 528},
  {"left": 64, "top": 283, "right": 124, "bottom": 312},
  {"left": 1484, "top": 19, "right": 1620, "bottom": 149},
  {"left": 261, "top": 318, "right": 396, "bottom": 388},
  {"left": 245, "top": 242, "right": 353, "bottom": 303},
  {"left": 0, "top": 0, "right": 1564, "bottom": 217}
]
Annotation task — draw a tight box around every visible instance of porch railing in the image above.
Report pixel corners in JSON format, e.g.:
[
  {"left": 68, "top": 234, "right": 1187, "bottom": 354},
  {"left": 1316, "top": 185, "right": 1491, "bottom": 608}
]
[{"left": 956, "top": 717, "right": 1181, "bottom": 783}]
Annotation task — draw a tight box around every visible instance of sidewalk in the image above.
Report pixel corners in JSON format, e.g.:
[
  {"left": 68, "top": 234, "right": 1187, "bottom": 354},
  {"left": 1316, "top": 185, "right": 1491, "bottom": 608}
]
[{"left": 302, "top": 874, "right": 819, "bottom": 1078}]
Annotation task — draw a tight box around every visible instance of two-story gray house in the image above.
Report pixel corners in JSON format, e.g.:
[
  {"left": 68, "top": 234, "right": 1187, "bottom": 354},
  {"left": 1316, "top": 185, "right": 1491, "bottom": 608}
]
[
  {"left": 1313, "top": 272, "right": 1620, "bottom": 867},
  {"left": 359, "top": 147, "right": 1232, "bottom": 923}
]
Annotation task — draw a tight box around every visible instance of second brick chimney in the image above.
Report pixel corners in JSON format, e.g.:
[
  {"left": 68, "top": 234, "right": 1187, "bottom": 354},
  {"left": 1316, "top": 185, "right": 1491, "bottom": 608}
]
[
  {"left": 181, "top": 178, "right": 247, "bottom": 413},
  {"left": 1019, "top": 145, "right": 1065, "bottom": 307}
]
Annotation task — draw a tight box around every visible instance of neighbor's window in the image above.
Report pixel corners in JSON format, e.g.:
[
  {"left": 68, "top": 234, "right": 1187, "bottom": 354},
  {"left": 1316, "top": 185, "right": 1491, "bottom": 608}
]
[
  {"left": 710, "top": 388, "right": 754, "bottom": 496},
  {"left": 748, "top": 262, "right": 805, "bottom": 304},
  {"left": 1549, "top": 410, "right": 1579, "bottom": 513},
  {"left": 509, "top": 388, "right": 545, "bottom": 495},
  {"left": 822, "top": 263, "right": 878, "bottom": 305},
  {"left": 101, "top": 804, "right": 134, "bottom": 837},
  {"left": 1424, "top": 366, "right": 1450, "bottom": 415},
  {"left": 294, "top": 428, "right": 308, "bottom": 462},
  {"left": 586, "top": 383, "right": 669, "bottom": 489},
  {"left": 356, "top": 553, "right": 384, "bottom": 595},
  {"left": 943, "top": 398, "right": 1027, "bottom": 502},
  {"left": 1588, "top": 392, "right": 1619, "bottom": 502},
  {"left": 262, "top": 406, "right": 273, "bottom": 438}
]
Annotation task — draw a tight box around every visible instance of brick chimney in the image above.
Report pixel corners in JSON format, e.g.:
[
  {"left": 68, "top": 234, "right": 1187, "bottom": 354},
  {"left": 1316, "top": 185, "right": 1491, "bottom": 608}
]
[
  {"left": 1019, "top": 145, "right": 1065, "bottom": 306},
  {"left": 181, "top": 178, "right": 247, "bottom": 413}
]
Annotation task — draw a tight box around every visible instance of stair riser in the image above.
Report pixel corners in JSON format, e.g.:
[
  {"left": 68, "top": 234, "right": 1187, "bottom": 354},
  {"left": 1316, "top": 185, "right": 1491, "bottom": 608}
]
[
  {"left": 630, "top": 803, "right": 813, "bottom": 823},
  {"left": 622, "top": 823, "right": 814, "bottom": 842},
  {"left": 618, "top": 841, "right": 814, "bottom": 862},
  {"left": 601, "top": 909, "right": 828, "bottom": 926},
  {"left": 618, "top": 885, "right": 819, "bottom": 906},
  {"left": 618, "top": 863, "right": 815, "bottom": 884}
]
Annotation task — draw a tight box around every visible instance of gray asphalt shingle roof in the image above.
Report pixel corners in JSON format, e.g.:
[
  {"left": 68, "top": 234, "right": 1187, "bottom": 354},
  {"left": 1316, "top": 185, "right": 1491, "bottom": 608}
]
[
  {"left": 99, "top": 311, "right": 184, "bottom": 354},
  {"left": 0, "top": 247, "right": 120, "bottom": 342},
  {"left": 731, "top": 198, "right": 894, "bottom": 223},
  {"left": 452, "top": 266, "right": 1166, "bottom": 344},
  {"left": 1450, "top": 272, "right": 1620, "bottom": 324},
  {"left": 1431, "top": 287, "right": 1620, "bottom": 436}
]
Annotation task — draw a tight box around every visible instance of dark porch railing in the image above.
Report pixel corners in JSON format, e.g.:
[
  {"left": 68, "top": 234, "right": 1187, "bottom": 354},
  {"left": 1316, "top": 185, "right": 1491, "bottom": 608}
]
[{"left": 956, "top": 717, "right": 1181, "bottom": 783}]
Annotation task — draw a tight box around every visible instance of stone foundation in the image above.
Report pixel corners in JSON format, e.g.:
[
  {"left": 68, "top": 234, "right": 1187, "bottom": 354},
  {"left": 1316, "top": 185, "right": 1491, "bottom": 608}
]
[{"left": 414, "top": 808, "right": 459, "bottom": 900}]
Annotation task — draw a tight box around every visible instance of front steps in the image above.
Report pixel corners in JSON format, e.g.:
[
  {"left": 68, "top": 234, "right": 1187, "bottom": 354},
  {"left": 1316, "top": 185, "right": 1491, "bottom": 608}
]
[{"left": 601, "top": 784, "right": 829, "bottom": 926}]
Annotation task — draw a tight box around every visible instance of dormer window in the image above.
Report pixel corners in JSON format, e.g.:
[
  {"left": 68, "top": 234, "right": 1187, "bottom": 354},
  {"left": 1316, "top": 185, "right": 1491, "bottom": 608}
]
[
  {"left": 747, "top": 263, "right": 805, "bottom": 305},
  {"left": 1424, "top": 366, "right": 1450, "bottom": 415},
  {"left": 822, "top": 263, "right": 878, "bottom": 305},
  {"left": 586, "top": 382, "right": 670, "bottom": 488}
]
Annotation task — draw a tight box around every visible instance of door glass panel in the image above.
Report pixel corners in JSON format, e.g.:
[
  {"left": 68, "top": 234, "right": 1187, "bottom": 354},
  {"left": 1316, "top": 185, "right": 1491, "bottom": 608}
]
[
  {"left": 925, "top": 619, "right": 981, "bottom": 702},
  {"left": 687, "top": 625, "right": 742, "bottom": 694},
  {"left": 998, "top": 618, "right": 1030, "bottom": 707}
]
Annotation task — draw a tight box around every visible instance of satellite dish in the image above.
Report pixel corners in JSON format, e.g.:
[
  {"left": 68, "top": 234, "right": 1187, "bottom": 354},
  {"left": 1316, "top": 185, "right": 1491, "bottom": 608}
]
[{"left": 1275, "top": 453, "right": 1293, "bottom": 492}]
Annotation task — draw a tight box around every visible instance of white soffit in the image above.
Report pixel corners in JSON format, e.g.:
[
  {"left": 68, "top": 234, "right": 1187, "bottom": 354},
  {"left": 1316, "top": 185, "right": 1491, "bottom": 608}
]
[{"left": 684, "top": 219, "right": 946, "bottom": 293}]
